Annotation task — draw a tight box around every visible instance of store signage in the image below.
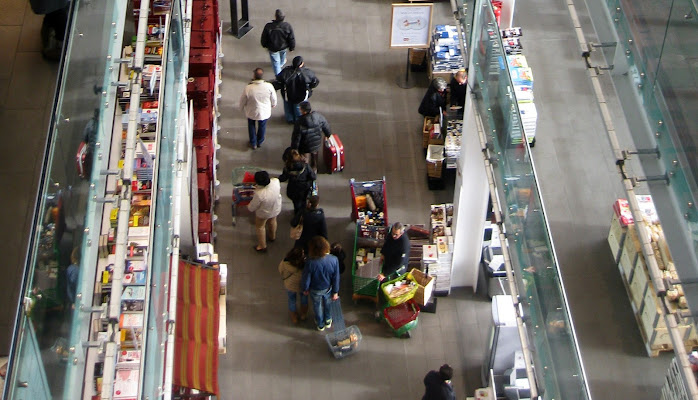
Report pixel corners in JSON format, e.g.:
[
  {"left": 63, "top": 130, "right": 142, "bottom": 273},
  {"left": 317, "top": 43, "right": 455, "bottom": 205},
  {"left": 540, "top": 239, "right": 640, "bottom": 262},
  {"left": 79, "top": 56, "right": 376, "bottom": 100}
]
[{"left": 390, "top": 3, "right": 433, "bottom": 48}]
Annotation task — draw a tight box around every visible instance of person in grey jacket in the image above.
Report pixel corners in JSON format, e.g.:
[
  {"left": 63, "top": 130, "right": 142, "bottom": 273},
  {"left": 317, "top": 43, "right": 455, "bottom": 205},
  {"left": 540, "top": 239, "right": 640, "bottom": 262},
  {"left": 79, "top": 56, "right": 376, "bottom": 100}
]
[
  {"left": 291, "top": 101, "right": 331, "bottom": 173},
  {"left": 239, "top": 68, "right": 277, "bottom": 149}
]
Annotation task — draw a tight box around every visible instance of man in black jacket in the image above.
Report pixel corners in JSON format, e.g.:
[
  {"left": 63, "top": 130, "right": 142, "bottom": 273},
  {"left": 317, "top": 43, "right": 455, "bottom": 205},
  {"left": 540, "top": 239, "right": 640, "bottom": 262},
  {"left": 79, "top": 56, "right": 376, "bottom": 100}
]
[
  {"left": 290, "top": 195, "right": 328, "bottom": 251},
  {"left": 422, "top": 364, "right": 456, "bottom": 400},
  {"left": 260, "top": 9, "right": 295, "bottom": 76},
  {"left": 290, "top": 101, "right": 331, "bottom": 173},
  {"left": 276, "top": 56, "right": 320, "bottom": 123},
  {"left": 378, "top": 222, "right": 410, "bottom": 281}
]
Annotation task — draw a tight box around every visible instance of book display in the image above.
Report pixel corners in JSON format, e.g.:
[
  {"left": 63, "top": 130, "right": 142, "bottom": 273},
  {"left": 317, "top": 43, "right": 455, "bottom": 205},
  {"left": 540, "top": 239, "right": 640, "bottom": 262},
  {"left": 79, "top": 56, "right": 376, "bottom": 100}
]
[
  {"left": 428, "top": 25, "right": 466, "bottom": 81},
  {"left": 501, "top": 28, "right": 537, "bottom": 146},
  {"left": 422, "top": 204, "right": 455, "bottom": 295}
]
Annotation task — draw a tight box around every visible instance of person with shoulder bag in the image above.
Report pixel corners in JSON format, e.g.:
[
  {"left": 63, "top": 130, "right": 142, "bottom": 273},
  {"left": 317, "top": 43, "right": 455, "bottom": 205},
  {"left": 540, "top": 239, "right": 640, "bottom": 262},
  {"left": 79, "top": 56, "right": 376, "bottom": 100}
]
[
  {"left": 279, "top": 149, "right": 316, "bottom": 214},
  {"left": 275, "top": 56, "right": 320, "bottom": 123},
  {"left": 290, "top": 195, "right": 327, "bottom": 251},
  {"left": 278, "top": 247, "right": 309, "bottom": 323}
]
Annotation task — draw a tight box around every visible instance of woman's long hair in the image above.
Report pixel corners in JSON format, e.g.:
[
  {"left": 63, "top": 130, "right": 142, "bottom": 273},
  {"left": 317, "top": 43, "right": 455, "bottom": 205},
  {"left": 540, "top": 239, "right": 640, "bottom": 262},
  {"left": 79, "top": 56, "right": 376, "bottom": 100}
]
[
  {"left": 284, "top": 247, "right": 306, "bottom": 269},
  {"left": 307, "top": 236, "right": 330, "bottom": 259}
]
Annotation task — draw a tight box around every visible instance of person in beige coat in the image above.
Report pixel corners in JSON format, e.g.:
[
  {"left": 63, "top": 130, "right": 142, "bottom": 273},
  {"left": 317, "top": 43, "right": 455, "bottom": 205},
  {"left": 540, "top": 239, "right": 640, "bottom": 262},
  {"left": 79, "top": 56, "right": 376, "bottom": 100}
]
[
  {"left": 239, "top": 67, "right": 277, "bottom": 149},
  {"left": 278, "top": 247, "right": 309, "bottom": 323},
  {"left": 247, "top": 171, "right": 282, "bottom": 252}
]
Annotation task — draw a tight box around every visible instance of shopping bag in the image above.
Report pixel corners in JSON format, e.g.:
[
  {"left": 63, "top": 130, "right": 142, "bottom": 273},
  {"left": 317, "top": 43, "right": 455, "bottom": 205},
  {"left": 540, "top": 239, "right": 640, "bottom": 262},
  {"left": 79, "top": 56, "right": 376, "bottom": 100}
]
[{"left": 290, "top": 216, "right": 303, "bottom": 240}]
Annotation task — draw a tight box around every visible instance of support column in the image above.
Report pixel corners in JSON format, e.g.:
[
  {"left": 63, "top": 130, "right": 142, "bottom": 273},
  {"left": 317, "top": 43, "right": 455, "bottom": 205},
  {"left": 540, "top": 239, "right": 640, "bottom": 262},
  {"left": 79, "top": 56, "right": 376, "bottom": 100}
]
[{"left": 450, "top": 94, "right": 489, "bottom": 289}]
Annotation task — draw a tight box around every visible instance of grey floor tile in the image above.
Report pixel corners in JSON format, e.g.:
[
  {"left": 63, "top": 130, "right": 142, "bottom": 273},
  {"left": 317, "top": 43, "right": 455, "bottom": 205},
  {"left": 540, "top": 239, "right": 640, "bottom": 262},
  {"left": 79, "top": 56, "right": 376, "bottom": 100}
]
[
  {"left": 5, "top": 51, "right": 57, "bottom": 110},
  {"left": 17, "top": 6, "right": 42, "bottom": 52}
]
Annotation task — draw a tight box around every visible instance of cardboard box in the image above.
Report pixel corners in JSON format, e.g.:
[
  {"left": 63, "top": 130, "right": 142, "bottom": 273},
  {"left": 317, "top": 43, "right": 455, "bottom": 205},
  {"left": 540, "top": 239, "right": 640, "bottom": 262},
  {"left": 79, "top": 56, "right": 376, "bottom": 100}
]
[{"left": 409, "top": 268, "right": 434, "bottom": 306}]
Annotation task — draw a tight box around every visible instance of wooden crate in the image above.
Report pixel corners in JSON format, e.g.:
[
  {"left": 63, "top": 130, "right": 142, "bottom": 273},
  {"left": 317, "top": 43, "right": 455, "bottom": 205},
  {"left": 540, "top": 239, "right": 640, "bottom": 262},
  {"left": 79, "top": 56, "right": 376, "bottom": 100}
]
[
  {"left": 409, "top": 48, "right": 427, "bottom": 65},
  {"left": 640, "top": 281, "right": 666, "bottom": 333}
]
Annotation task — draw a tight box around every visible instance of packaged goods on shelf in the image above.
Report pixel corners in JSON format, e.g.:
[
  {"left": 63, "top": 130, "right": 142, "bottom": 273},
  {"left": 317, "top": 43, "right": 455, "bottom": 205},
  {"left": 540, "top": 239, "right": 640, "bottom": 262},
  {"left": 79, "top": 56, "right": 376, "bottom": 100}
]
[
  {"left": 113, "top": 368, "right": 139, "bottom": 398},
  {"left": 444, "top": 119, "right": 462, "bottom": 168},
  {"left": 608, "top": 195, "right": 698, "bottom": 356},
  {"left": 429, "top": 25, "right": 467, "bottom": 79}
]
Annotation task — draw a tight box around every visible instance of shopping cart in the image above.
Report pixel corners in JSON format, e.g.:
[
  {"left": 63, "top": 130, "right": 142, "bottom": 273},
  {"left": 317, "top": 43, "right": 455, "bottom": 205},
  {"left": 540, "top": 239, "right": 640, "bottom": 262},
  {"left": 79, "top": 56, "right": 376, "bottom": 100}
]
[
  {"left": 324, "top": 299, "right": 362, "bottom": 359},
  {"left": 349, "top": 177, "right": 388, "bottom": 225},
  {"left": 231, "top": 166, "right": 262, "bottom": 225},
  {"left": 351, "top": 224, "right": 387, "bottom": 304},
  {"left": 383, "top": 298, "right": 420, "bottom": 338}
]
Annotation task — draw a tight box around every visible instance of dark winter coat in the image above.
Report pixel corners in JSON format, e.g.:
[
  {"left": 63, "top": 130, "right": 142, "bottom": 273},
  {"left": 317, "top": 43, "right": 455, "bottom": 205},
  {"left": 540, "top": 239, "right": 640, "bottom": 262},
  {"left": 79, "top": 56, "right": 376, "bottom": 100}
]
[
  {"left": 291, "top": 208, "right": 328, "bottom": 250},
  {"left": 449, "top": 77, "right": 466, "bottom": 108},
  {"left": 422, "top": 370, "right": 456, "bottom": 400},
  {"left": 291, "top": 111, "right": 331, "bottom": 154},
  {"left": 260, "top": 20, "right": 295, "bottom": 52},
  {"left": 275, "top": 66, "right": 319, "bottom": 105},
  {"left": 380, "top": 229, "right": 410, "bottom": 279},
  {"left": 279, "top": 161, "right": 316, "bottom": 202},
  {"left": 418, "top": 86, "right": 447, "bottom": 117}
]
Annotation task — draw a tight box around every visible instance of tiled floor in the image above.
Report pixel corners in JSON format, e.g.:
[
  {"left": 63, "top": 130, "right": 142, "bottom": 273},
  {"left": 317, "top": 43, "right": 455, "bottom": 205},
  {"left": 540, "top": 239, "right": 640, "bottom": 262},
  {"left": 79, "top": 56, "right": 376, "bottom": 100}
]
[{"left": 0, "top": 0, "right": 684, "bottom": 399}]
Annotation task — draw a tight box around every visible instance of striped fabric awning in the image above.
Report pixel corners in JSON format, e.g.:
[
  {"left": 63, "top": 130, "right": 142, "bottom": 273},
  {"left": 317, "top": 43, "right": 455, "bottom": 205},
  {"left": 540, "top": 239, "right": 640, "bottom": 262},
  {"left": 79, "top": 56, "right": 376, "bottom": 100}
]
[{"left": 174, "top": 260, "right": 220, "bottom": 395}]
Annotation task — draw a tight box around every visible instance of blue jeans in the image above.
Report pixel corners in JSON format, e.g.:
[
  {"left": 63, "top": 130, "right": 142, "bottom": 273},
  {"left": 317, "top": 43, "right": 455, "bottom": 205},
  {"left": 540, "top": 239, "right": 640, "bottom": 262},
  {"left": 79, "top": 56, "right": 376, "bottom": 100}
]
[
  {"left": 248, "top": 118, "right": 268, "bottom": 146},
  {"left": 310, "top": 288, "right": 332, "bottom": 328},
  {"left": 283, "top": 100, "right": 301, "bottom": 123},
  {"left": 287, "top": 290, "right": 308, "bottom": 312},
  {"left": 269, "top": 49, "right": 287, "bottom": 76}
]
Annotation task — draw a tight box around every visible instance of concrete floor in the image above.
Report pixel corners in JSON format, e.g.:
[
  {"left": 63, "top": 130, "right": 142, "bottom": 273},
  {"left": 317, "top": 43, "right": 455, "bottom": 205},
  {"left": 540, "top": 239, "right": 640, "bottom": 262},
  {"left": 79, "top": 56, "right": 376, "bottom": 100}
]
[{"left": 0, "top": 0, "right": 681, "bottom": 398}]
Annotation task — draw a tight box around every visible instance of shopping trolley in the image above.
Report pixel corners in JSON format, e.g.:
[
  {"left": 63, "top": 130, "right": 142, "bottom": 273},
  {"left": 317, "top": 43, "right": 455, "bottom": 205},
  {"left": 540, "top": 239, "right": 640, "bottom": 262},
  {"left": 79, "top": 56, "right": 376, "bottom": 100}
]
[
  {"left": 383, "top": 298, "right": 420, "bottom": 338},
  {"left": 231, "top": 166, "right": 262, "bottom": 225}
]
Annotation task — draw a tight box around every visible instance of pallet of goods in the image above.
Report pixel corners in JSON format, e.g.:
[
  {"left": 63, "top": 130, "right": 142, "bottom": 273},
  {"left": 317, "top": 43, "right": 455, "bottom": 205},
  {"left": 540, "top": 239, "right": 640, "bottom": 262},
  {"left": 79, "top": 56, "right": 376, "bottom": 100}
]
[{"left": 608, "top": 195, "right": 698, "bottom": 356}]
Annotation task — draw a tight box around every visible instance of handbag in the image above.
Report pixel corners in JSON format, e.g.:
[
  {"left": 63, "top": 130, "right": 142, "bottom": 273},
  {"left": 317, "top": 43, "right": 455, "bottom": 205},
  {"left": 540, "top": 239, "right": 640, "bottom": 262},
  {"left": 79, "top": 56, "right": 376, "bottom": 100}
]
[{"left": 290, "top": 216, "right": 303, "bottom": 240}]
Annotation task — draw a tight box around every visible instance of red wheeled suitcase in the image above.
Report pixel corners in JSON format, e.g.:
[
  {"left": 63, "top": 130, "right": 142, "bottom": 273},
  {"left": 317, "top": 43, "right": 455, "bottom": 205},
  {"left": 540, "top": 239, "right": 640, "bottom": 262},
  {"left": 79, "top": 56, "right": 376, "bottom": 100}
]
[{"left": 323, "top": 134, "right": 344, "bottom": 173}]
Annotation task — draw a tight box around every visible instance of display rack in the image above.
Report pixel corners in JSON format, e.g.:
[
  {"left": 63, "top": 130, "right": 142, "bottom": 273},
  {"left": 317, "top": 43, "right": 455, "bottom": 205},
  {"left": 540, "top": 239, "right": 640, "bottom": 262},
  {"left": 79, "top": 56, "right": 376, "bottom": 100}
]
[
  {"left": 189, "top": 0, "right": 223, "bottom": 245},
  {"left": 501, "top": 27, "right": 536, "bottom": 146}
]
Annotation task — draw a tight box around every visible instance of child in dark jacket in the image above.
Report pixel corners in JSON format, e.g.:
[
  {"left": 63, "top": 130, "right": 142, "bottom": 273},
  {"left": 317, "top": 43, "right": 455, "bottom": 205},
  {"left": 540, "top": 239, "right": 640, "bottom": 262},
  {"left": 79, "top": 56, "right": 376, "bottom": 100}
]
[{"left": 330, "top": 242, "right": 346, "bottom": 274}]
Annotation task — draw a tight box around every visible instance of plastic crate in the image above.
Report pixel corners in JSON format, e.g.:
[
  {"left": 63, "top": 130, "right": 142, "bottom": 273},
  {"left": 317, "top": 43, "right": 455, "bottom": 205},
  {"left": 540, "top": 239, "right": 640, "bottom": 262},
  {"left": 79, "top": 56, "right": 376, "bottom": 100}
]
[
  {"left": 381, "top": 275, "right": 418, "bottom": 306},
  {"left": 325, "top": 325, "right": 362, "bottom": 359},
  {"left": 384, "top": 299, "right": 420, "bottom": 337}
]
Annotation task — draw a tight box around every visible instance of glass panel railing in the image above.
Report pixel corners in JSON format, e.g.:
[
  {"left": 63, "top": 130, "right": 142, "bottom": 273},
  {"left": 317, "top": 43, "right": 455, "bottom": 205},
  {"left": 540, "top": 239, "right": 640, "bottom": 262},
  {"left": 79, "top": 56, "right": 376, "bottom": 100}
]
[
  {"left": 7, "top": 0, "right": 128, "bottom": 398},
  {"left": 467, "top": 1, "right": 589, "bottom": 398},
  {"left": 141, "top": 2, "right": 185, "bottom": 396},
  {"left": 606, "top": 0, "right": 698, "bottom": 328}
]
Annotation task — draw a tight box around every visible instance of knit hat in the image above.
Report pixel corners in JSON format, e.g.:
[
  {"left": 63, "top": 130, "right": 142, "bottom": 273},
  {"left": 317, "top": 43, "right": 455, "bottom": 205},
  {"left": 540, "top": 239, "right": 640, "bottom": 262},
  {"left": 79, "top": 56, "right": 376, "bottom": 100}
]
[
  {"left": 292, "top": 56, "right": 303, "bottom": 69},
  {"left": 254, "top": 171, "right": 270, "bottom": 186}
]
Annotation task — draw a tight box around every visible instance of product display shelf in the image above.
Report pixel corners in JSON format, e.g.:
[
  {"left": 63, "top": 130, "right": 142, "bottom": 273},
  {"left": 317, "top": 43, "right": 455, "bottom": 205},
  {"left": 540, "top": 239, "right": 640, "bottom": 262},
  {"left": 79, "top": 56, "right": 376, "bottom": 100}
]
[
  {"left": 428, "top": 24, "right": 467, "bottom": 81},
  {"left": 423, "top": 204, "right": 454, "bottom": 295},
  {"left": 501, "top": 28, "right": 536, "bottom": 146},
  {"left": 81, "top": 2, "right": 173, "bottom": 398},
  {"left": 189, "top": 0, "right": 223, "bottom": 244},
  {"left": 610, "top": 197, "right": 698, "bottom": 357}
]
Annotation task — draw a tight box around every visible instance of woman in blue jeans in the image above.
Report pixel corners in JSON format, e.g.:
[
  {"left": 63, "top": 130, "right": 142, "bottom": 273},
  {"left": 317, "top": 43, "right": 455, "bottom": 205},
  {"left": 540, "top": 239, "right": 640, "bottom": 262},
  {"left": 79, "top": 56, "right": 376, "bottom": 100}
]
[
  {"left": 278, "top": 247, "right": 308, "bottom": 324},
  {"left": 301, "top": 236, "right": 340, "bottom": 331}
]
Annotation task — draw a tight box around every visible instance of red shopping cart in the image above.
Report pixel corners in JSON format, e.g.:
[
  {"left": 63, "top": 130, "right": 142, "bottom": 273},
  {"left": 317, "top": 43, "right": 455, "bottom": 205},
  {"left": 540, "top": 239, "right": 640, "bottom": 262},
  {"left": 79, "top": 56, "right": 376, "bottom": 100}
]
[{"left": 231, "top": 166, "right": 262, "bottom": 225}]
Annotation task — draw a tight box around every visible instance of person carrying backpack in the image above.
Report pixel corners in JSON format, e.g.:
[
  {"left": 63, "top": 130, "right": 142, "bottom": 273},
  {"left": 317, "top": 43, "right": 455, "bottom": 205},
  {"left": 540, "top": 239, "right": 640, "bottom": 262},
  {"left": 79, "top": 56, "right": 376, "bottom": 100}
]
[
  {"left": 260, "top": 9, "right": 296, "bottom": 76},
  {"left": 275, "top": 56, "right": 319, "bottom": 123}
]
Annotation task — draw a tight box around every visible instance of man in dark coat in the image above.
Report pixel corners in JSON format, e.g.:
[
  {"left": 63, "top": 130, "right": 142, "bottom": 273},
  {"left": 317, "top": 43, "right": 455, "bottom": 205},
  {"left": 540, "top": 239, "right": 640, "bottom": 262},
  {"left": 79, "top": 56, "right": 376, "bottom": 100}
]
[
  {"left": 290, "top": 195, "right": 328, "bottom": 251},
  {"left": 260, "top": 9, "right": 295, "bottom": 76},
  {"left": 378, "top": 222, "right": 411, "bottom": 281},
  {"left": 275, "top": 56, "right": 319, "bottom": 123},
  {"left": 422, "top": 364, "right": 456, "bottom": 400},
  {"left": 290, "top": 101, "right": 331, "bottom": 173},
  {"left": 419, "top": 78, "right": 448, "bottom": 118}
]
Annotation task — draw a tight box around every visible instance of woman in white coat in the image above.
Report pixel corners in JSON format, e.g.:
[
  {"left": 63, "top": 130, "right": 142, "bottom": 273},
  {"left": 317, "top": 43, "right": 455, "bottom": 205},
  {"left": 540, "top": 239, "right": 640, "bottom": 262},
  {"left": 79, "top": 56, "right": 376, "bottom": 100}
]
[
  {"left": 239, "top": 67, "right": 277, "bottom": 149},
  {"left": 248, "top": 171, "right": 282, "bottom": 252}
]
